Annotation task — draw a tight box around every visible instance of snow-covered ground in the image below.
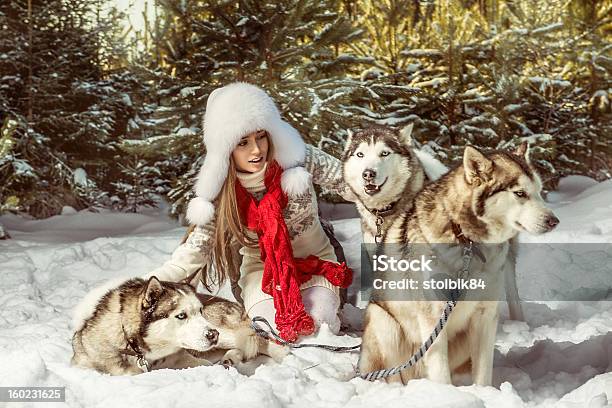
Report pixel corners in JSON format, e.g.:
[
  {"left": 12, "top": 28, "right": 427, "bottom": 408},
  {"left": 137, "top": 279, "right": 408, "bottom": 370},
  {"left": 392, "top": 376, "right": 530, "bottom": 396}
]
[{"left": 0, "top": 176, "right": 611, "bottom": 407}]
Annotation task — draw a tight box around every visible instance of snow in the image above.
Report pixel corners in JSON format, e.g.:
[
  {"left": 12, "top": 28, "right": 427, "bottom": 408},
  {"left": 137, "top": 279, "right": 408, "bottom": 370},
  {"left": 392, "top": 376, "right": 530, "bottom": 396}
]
[
  {"left": 1, "top": 178, "right": 611, "bottom": 407},
  {"left": 502, "top": 133, "right": 553, "bottom": 146},
  {"left": 0, "top": 224, "right": 8, "bottom": 239},
  {"left": 531, "top": 23, "right": 564, "bottom": 36},
  {"left": 406, "top": 63, "right": 420, "bottom": 73},
  {"left": 528, "top": 77, "right": 572, "bottom": 92},
  {"left": 72, "top": 168, "right": 88, "bottom": 187},
  {"left": 413, "top": 77, "right": 448, "bottom": 88},
  {"left": 376, "top": 116, "right": 408, "bottom": 126},
  {"left": 61, "top": 206, "right": 78, "bottom": 216},
  {"left": 590, "top": 90, "right": 610, "bottom": 111},
  {"left": 11, "top": 156, "right": 37, "bottom": 177},
  {"left": 180, "top": 86, "right": 200, "bottom": 98},
  {"left": 504, "top": 104, "right": 524, "bottom": 114},
  {"left": 236, "top": 17, "right": 249, "bottom": 27},
  {"left": 176, "top": 127, "right": 197, "bottom": 136},
  {"left": 402, "top": 49, "right": 444, "bottom": 58},
  {"left": 122, "top": 93, "right": 133, "bottom": 107}
]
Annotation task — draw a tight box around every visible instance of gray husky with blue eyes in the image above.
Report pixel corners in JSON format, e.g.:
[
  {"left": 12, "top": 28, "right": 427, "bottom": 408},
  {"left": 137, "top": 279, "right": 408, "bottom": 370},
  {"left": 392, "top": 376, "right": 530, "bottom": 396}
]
[
  {"left": 341, "top": 124, "right": 445, "bottom": 244},
  {"left": 71, "top": 276, "right": 287, "bottom": 375}
]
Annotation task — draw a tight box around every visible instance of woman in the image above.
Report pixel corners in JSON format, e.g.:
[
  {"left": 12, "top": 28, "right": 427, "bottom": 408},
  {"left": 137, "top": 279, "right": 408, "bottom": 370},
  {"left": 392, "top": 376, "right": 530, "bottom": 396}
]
[{"left": 144, "top": 82, "right": 354, "bottom": 342}]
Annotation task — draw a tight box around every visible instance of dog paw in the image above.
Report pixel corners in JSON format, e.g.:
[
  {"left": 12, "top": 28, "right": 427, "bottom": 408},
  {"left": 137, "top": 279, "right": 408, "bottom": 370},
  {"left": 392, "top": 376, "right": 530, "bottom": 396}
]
[{"left": 220, "top": 349, "right": 243, "bottom": 367}]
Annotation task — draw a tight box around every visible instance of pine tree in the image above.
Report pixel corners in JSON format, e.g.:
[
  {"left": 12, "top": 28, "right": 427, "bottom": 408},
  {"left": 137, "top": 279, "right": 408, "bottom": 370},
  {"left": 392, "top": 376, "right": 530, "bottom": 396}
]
[
  {"left": 0, "top": 0, "right": 146, "bottom": 217},
  {"left": 321, "top": 0, "right": 611, "bottom": 189},
  {"left": 1, "top": 0, "right": 610, "bottom": 219},
  {"left": 128, "top": 0, "right": 365, "bottom": 217},
  {"left": 111, "top": 158, "right": 161, "bottom": 212},
  {"left": 556, "top": 0, "right": 611, "bottom": 181}
]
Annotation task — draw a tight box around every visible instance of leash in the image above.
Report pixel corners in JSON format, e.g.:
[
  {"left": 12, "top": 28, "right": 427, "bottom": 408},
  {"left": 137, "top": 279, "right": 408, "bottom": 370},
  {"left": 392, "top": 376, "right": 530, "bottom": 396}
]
[
  {"left": 250, "top": 316, "right": 361, "bottom": 352},
  {"left": 356, "top": 237, "right": 478, "bottom": 381},
  {"left": 249, "top": 298, "right": 459, "bottom": 381},
  {"left": 357, "top": 299, "right": 458, "bottom": 381}
]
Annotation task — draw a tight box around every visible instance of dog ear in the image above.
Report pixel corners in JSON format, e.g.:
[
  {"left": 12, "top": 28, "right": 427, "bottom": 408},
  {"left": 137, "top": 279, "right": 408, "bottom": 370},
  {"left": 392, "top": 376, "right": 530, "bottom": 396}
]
[
  {"left": 143, "top": 276, "right": 164, "bottom": 309},
  {"left": 399, "top": 123, "right": 414, "bottom": 147},
  {"left": 514, "top": 141, "right": 530, "bottom": 162},
  {"left": 341, "top": 129, "right": 354, "bottom": 160},
  {"left": 463, "top": 145, "right": 493, "bottom": 184}
]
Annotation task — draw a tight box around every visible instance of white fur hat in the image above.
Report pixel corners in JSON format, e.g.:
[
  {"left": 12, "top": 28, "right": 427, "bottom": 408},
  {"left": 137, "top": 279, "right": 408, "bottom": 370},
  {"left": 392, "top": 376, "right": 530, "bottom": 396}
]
[{"left": 185, "top": 82, "right": 311, "bottom": 226}]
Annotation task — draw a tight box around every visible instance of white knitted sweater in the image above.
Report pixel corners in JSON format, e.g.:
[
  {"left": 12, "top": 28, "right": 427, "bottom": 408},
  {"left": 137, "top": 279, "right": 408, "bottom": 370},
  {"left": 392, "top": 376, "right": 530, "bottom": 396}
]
[{"left": 143, "top": 144, "right": 354, "bottom": 311}]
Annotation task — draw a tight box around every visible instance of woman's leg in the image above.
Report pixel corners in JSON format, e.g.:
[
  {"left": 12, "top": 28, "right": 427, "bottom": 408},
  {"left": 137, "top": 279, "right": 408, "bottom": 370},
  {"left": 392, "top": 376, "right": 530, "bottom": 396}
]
[
  {"left": 247, "top": 286, "right": 341, "bottom": 335},
  {"left": 301, "top": 286, "right": 341, "bottom": 334}
]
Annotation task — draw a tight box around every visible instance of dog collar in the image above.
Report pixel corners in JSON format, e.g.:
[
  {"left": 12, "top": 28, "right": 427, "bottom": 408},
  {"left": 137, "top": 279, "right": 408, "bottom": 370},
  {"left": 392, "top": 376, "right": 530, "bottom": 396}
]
[
  {"left": 360, "top": 199, "right": 400, "bottom": 244},
  {"left": 450, "top": 222, "right": 486, "bottom": 263},
  {"left": 120, "top": 324, "right": 151, "bottom": 372},
  {"left": 371, "top": 200, "right": 398, "bottom": 218}
]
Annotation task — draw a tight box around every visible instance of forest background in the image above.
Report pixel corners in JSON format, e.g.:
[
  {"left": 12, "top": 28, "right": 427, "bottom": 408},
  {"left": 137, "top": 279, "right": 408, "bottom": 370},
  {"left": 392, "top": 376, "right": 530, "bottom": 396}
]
[{"left": 0, "top": 0, "right": 609, "bottom": 225}]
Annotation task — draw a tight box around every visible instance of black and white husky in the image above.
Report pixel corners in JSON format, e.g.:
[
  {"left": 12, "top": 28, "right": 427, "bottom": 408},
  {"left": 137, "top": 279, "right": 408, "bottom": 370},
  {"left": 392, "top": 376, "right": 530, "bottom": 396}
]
[
  {"left": 71, "top": 276, "right": 286, "bottom": 375},
  {"left": 341, "top": 124, "right": 446, "bottom": 244}
]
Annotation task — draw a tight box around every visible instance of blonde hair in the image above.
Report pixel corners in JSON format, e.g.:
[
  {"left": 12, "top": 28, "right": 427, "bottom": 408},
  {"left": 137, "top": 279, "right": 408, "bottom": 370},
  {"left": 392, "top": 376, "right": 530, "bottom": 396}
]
[{"left": 202, "top": 134, "right": 274, "bottom": 291}]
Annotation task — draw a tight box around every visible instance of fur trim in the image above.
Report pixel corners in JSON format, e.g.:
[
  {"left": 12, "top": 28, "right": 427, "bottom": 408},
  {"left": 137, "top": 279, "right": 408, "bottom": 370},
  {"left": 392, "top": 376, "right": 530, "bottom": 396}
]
[
  {"left": 186, "top": 196, "right": 216, "bottom": 226},
  {"left": 264, "top": 119, "right": 306, "bottom": 169},
  {"left": 193, "top": 153, "right": 229, "bottom": 199},
  {"left": 281, "top": 166, "right": 312, "bottom": 197},
  {"left": 189, "top": 82, "right": 307, "bottom": 224}
]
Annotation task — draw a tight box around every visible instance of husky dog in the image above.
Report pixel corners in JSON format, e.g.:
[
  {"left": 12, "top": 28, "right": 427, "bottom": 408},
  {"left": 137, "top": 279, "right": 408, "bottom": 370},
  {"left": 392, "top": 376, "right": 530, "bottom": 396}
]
[
  {"left": 72, "top": 276, "right": 286, "bottom": 375},
  {"left": 358, "top": 144, "right": 559, "bottom": 385},
  {"left": 342, "top": 124, "right": 445, "bottom": 244}
]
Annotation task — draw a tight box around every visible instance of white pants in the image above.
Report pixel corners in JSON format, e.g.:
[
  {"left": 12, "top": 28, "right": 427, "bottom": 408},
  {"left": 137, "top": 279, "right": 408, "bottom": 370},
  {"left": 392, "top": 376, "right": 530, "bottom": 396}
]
[{"left": 247, "top": 286, "right": 341, "bottom": 335}]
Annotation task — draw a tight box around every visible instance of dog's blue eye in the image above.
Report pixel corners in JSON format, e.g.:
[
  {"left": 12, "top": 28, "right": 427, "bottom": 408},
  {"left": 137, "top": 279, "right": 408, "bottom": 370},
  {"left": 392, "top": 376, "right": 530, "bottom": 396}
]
[
  {"left": 514, "top": 190, "right": 527, "bottom": 198},
  {"left": 176, "top": 312, "right": 187, "bottom": 320},
  {"left": 380, "top": 151, "right": 390, "bottom": 157},
  {"left": 356, "top": 152, "right": 364, "bottom": 158}
]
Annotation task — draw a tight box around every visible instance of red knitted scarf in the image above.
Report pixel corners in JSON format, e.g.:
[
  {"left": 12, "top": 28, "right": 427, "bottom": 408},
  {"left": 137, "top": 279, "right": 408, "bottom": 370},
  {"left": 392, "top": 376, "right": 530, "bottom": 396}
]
[{"left": 235, "top": 160, "right": 353, "bottom": 342}]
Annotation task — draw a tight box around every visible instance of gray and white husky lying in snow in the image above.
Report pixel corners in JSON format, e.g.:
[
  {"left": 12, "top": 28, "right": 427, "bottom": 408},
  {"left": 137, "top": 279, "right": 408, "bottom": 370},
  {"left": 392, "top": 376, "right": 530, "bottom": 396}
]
[{"left": 71, "top": 276, "right": 287, "bottom": 375}]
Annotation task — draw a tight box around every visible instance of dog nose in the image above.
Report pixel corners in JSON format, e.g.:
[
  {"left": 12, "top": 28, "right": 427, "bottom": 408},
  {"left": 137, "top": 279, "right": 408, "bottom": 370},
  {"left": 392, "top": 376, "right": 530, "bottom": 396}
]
[
  {"left": 205, "top": 329, "right": 219, "bottom": 344},
  {"left": 545, "top": 215, "right": 560, "bottom": 230},
  {"left": 362, "top": 169, "right": 376, "bottom": 181}
]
